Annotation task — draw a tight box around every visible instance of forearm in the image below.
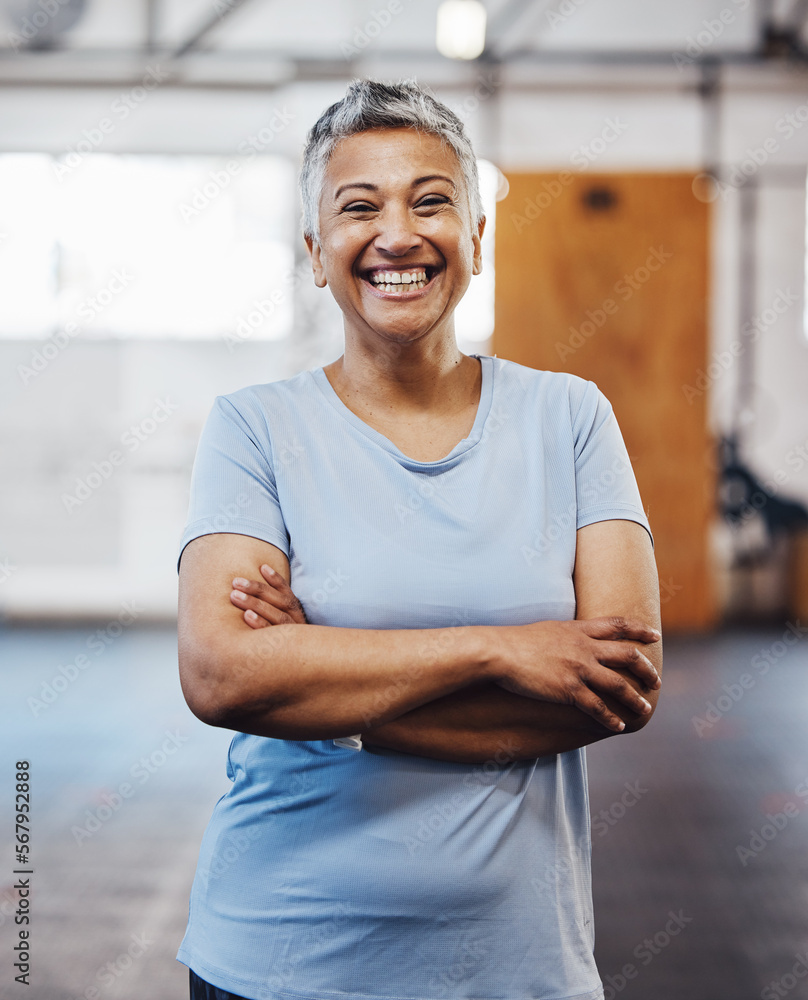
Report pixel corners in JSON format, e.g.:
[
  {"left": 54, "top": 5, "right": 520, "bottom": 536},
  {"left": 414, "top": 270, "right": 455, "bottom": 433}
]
[
  {"left": 183, "top": 618, "right": 493, "bottom": 740},
  {"left": 362, "top": 681, "right": 614, "bottom": 763},
  {"left": 361, "top": 647, "right": 661, "bottom": 764}
]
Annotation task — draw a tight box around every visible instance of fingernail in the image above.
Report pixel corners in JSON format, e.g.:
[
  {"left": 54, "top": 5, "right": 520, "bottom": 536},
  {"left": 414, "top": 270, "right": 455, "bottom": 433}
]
[
  {"left": 262, "top": 564, "right": 276, "bottom": 576},
  {"left": 641, "top": 699, "right": 652, "bottom": 712},
  {"left": 617, "top": 721, "right": 626, "bottom": 731},
  {"left": 231, "top": 590, "right": 245, "bottom": 601},
  {"left": 233, "top": 577, "right": 249, "bottom": 588}
]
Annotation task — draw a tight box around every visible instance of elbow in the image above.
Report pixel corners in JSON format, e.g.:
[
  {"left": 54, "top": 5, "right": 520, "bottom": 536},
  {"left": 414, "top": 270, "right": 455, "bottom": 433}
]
[
  {"left": 178, "top": 635, "right": 248, "bottom": 729},
  {"left": 179, "top": 649, "right": 237, "bottom": 728},
  {"left": 178, "top": 628, "right": 289, "bottom": 732},
  {"left": 621, "top": 698, "right": 659, "bottom": 735}
]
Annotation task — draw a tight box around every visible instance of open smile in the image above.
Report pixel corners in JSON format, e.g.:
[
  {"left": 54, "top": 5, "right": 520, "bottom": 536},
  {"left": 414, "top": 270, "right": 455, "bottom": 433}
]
[{"left": 361, "top": 266, "right": 439, "bottom": 296}]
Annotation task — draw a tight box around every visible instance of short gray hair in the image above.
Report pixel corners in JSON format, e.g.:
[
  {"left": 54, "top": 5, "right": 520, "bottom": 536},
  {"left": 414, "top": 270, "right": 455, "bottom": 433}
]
[{"left": 299, "top": 78, "right": 484, "bottom": 243}]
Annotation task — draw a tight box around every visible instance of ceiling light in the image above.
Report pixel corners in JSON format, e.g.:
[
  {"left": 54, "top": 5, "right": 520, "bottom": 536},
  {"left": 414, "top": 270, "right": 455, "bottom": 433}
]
[{"left": 436, "top": 0, "right": 487, "bottom": 60}]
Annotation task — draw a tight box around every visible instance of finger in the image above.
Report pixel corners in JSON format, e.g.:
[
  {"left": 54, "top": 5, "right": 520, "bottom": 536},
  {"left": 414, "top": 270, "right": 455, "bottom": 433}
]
[
  {"left": 258, "top": 566, "right": 309, "bottom": 624},
  {"left": 570, "top": 685, "right": 627, "bottom": 733},
  {"left": 243, "top": 608, "right": 269, "bottom": 629},
  {"left": 580, "top": 616, "right": 661, "bottom": 645},
  {"left": 231, "top": 574, "right": 307, "bottom": 625},
  {"left": 586, "top": 667, "right": 654, "bottom": 716},
  {"left": 230, "top": 588, "right": 296, "bottom": 625},
  {"left": 592, "top": 641, "right": 661, "bottom": 689}
]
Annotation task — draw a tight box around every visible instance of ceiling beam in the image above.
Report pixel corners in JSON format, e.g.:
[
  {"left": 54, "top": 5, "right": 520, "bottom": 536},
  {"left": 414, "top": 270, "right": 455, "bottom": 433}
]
[{"left": 171, "top": 0, "right": 259, "bottom": 59}]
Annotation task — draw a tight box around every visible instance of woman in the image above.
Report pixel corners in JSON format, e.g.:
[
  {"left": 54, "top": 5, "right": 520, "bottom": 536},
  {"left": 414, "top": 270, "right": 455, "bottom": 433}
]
[{"left": 177, "top": 79, "right": 662, "bottom": 1000}]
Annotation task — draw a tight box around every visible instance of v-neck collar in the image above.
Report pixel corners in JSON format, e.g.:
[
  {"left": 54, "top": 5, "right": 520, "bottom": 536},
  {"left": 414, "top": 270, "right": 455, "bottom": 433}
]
[{"left": 309, "top": 354, "right": 494, "bottom": 470}]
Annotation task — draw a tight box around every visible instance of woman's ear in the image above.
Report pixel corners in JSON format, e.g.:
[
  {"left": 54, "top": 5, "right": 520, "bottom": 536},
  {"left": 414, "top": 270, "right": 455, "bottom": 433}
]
[
  {"left": 304, "top": 234, "right": 328, "bottom": 288},
  {"left": 471, "top": 216, "right": 486, "bottom": 276}
]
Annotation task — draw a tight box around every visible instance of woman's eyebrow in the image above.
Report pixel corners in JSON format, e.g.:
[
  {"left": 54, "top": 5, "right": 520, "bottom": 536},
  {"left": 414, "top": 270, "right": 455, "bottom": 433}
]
[
  {"left": 412, "top": 174, "right": 457, "bottom": 191},
  {"left": 334, "top": 175, "right": 458, "bottom": 199}
]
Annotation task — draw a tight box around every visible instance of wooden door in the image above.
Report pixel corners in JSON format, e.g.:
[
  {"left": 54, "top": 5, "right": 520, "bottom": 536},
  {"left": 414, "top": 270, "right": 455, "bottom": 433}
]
[{"left": 494, "top": 172, "right": 716, "bottom": 632}]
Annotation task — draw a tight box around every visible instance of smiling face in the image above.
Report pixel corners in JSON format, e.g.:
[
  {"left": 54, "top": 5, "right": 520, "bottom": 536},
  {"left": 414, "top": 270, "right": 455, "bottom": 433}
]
[{"left": 305, "top": 127, "right": 485, "bottom": 353}]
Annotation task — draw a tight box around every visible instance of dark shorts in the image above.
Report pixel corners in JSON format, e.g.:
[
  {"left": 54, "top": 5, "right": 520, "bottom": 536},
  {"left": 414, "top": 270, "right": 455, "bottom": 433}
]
[{"left": 189, "top": 968, "right": 251, "bottom": 1000}]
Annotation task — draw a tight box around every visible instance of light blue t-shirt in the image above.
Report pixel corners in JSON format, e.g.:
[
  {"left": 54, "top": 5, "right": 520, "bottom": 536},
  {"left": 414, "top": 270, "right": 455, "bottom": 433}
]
[{"left": 176, "top": 354, "right": 653, "bottom": 1000}]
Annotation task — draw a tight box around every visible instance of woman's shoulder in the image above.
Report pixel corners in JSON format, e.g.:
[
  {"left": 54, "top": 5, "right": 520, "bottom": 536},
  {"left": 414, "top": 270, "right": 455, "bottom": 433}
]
[
  {"left": 211, "top": 368, "right": 319, "bottom": 419},
  {"left": 486, "top": 354, "right": 601, "bottom": 405}
]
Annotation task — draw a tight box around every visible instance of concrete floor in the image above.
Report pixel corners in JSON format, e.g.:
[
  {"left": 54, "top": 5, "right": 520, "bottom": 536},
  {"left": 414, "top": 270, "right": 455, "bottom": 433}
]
[{"left": 2, "top": 622, "right": 807, "bottom": 1000}]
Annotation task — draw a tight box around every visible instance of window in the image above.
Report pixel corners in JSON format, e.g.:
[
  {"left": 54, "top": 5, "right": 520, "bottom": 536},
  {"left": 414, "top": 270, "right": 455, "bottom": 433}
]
[{"left": 0, "top": 153, "right": 295, "bottom": 340}]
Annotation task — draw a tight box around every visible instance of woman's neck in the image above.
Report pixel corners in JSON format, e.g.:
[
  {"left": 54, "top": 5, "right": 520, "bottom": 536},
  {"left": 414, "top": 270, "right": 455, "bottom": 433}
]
[{"left": 324, "top": 335, "right": 480, "bottom": 418}]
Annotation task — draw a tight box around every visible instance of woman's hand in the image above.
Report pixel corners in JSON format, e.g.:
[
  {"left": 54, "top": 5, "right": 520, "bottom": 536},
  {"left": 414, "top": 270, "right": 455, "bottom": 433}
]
[
  {"left": 490, "top": 617, "right": 662, "bottom": 733},
  {"left": 230, "top": 564, "right": 308, "bottom": 628}
]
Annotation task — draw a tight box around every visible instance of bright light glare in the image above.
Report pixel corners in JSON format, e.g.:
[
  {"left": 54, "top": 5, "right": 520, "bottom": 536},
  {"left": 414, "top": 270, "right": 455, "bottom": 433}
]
[
  {"left": 455, "top": 159, "right": 497, "bottom": 344},
  {"left": 436, "top": 0, "right": 487, "bottom": 60},
  {"left": 0, "top": 154, "right": 295, "bottom": 340}
]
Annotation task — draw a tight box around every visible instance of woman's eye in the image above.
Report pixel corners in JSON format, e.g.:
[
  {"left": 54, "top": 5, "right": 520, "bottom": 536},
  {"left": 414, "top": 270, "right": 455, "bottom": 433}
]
[
  {"left": 417, "top": 196, "right": 449, "bottom": 208},
  {"left": 343, "top": 202, "right": 376, "bottom": 213}
]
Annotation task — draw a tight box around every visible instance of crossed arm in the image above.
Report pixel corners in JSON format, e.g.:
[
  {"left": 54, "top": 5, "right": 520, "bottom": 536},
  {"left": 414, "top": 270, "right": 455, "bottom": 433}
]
[{"left": 189, "top": 517, "right": 662, "bottom": 764}]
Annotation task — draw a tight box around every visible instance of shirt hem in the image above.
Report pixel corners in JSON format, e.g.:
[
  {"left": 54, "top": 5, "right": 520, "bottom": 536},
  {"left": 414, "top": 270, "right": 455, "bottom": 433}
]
[{"left": 178, "top": 948, "right": 603, "bottom": 1000}]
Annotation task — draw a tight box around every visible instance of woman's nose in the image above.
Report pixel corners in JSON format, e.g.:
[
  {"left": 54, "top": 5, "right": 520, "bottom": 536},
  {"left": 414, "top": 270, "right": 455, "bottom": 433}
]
[{"left": 373, "top": 207, "right": 422, "bottom": 256}]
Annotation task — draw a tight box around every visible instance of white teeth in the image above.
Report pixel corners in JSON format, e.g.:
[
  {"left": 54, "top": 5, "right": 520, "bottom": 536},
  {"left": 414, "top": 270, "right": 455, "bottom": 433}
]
[
  {"left": 369, "top": 269, "right": 428, "bottom": 288},
  {"left": 374, "top": 279, "right": 427, "bottom": 293}
]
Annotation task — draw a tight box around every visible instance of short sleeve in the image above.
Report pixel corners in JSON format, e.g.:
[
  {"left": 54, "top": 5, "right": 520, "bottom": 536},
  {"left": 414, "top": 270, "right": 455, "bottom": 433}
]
[
  {"left": 571, "top": 379, "right": 654, "bottom": 550},
  {"left": 177, "top": 394, "right": 289, "bottom": 572}
]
